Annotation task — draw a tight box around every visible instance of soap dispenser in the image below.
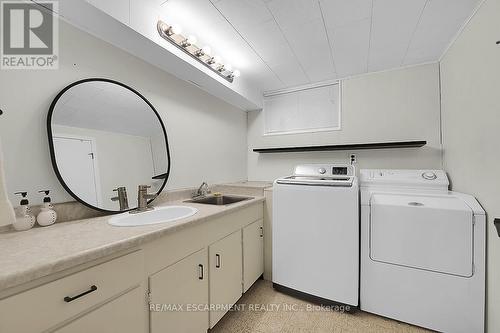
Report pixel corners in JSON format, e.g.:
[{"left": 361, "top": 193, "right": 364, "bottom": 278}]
[
  {"left": 36, "top": 190, "right": 57, "bottom": 227},
  {"left": 13, "top": 192, "right": 35, "bottom": 231}
]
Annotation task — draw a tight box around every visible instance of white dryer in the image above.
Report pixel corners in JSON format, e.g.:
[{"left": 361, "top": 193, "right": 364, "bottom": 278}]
[{"left": 360, "top": 169, "right": 485, "bottom": 333}]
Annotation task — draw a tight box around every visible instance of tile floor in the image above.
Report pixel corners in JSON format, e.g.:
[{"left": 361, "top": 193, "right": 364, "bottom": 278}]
[{"left": 211, "top": 280, "right": 431, "bottom": 333}]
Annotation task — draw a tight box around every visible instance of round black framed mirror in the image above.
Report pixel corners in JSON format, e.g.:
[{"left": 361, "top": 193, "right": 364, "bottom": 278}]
[{"left": 47, "top": 78, "right": 170, "bottom": 213}]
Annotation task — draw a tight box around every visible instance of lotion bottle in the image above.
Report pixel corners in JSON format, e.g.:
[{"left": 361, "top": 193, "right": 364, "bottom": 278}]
[
  {"left": 36, "top": 190, "right": 57, "bottom": 227},
  {"left": 13, "top": 192, "right": 35, "bottom": 231}
]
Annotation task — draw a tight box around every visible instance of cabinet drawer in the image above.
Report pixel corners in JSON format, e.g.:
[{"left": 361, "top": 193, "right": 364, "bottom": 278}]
[
  {"left": 0, "top": 250, "right": 143, "bottom": 333},
  {"left": 54, "top": 286, "right": 145, "bottom": 333}
]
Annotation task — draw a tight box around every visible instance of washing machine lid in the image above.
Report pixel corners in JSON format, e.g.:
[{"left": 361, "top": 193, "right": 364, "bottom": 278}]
[
  {"left": 370, "top": 193, "right": 474, "bottom": 277},
  {"left": 360, "top": 169, "right": 449, "bottom": 191}
]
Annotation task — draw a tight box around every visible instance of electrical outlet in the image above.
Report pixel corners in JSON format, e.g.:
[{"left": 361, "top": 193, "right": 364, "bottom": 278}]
[{"left": 349, "top": 153, "right": 357, "bottom": 165}]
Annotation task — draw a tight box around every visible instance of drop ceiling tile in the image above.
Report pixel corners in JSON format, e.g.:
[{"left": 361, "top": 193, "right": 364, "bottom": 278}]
[
  {"left": 266, "top": 1, "right": 336, "bottom": 83},
  {"left": 319, "top": 0, "right": 372, "bottom": 28},
  {"left": 403, "top": 0, "right": 480, "bottom": 65},
  {"left": 213, "top": 0, "right": 307, "bottom": 85},
  {"left": 266, "top": 0, "right": 322, "bottom": 29},
  {"left": 368, "top": 0, "right": 427, "bottom": 71},
  {"left": 270, "top": 61, "right": 310, "bottom": 87},
  {"left": 245, "top": 66, "right": 284, "bottom": 92},
  {"left": 213, "top": 0, "right": 273, "bottom": 28},
  {"left": 327, "top": 18, "right": 371, "bottom": 78},
  {"left": 235, "top": 19, "right": 294, "bottom": 67},
  {"left": 280, "top": 19, "right": 336, "bottom": 82},
  {"left": 403, "top": 42, "right": 443, "bottom": 65}
]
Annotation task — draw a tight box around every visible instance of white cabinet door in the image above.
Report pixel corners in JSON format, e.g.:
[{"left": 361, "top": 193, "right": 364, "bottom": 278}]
[
  {"left": 209, "top": 230, "right": 243, "bottom": 328},
  {"left": 55, "top": 287, "right": 145, "bottom": 333},
  {"left": 149, "top": 248, "right": 209, "bottom": 333},
  {"left": 243, "top": 219, "right": 264, "bottom": 292}
]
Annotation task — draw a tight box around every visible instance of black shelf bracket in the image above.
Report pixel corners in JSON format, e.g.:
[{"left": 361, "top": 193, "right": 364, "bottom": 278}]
[
  {"left": 253, "top": 140, "right": 426, "bottom": 153},
  {"left": 494, "top": 219, "right": 500, "bottom": 238}
]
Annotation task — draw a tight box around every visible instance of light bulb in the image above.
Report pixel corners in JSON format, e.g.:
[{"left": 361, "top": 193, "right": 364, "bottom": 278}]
[
  {"left": 171, "top": 24, "right": 182, "bottom": 35},
  {"left": 201, "top": 46, "right": 212, "bottom": 56},
  {"left": 187, "top": 35, "right": 197, "bottom": 45},
  {"left": 225, "top": 64, "right": 233, "bottom": 72},
  {"left": 233, "top": 70, "right": 241, "bottom": 78}
]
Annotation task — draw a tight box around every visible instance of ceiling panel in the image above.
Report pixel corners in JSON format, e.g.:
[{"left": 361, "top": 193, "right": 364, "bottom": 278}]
[
  {"left": 403, "top": 0, "right": 480, "bottom": 65},
  {"left": 281, "top": 20, "right": 336, "bottom": 82},
  {"left": 368, "top": 0, "right": 427, "bottom": 71},
  {"left": 213, "top": 0, "right": 309, "bottom": 87},
  {"left": 153, "top": 0, "right": 479, "bottom": 94},
  {"left": 319, "top": 0, "right": 372, "bottom": 28},
  {"left": 327, "top": 18, "right": 371, "bottom": 78},
  {"left": 267, "top": 0, "right": 336, "bottom": 83},
  {"left": 210, "top": 0, "right": 273, "bottom": 27},
  {"left": 270, "top": 61, "right": 310, "bottom": 87},
  {"left": 160, "top": 0, "right": 282, "bottom": 92},
  {"left": 266, "top": 0, "right": 322, "bottom": 29},
  {"left": 320, "top": 0, "right": 372, "bottom": 78}
]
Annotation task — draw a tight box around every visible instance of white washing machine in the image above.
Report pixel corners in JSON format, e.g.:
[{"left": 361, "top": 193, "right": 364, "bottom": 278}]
[
  {"left": 360, "top": 169, "right": 485, "bottom": 333},
  {"left": 273, "top": 164, "right": 359, "bottom": 307}
]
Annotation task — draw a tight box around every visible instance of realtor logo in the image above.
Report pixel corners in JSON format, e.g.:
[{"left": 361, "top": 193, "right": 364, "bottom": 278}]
[{"left": 1, "top": 1, "right": 58, "bottom": 69}]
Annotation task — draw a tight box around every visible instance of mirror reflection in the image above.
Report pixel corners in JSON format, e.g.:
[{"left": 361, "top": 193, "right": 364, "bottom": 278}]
[{"left": 48, "top": 79, "right": 169, "bottom": 212}]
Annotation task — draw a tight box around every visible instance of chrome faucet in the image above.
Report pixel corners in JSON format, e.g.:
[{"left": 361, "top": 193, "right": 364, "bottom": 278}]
[
  {"left": 193, "top": 182, "right": 211, "bottom": 198},
  {"left": 111, "top": 187, "right": 129, "bottom": 211},
  {"left": 130, "top": 185, "right": 156, "bottom": 214}
]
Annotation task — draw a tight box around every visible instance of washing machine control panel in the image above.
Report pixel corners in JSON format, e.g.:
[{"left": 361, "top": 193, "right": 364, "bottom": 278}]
[
  {"left": 359, "top": 169, "right": 449, "bottom": 190},
  {"left": 422, "top": 171, "right": 437, "bottom": 180},
  {"left": 294, "top": 164, "right": 355, "bottom": 177},
  {"left": 332, "top": 166, "right": 348, "bottom": 175}
]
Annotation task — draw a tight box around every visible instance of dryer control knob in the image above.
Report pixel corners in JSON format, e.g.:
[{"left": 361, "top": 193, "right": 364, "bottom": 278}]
[
  {"left": 422, "top": 172, "right": 437, "bottom": 180},
  {"left": 318, "top": 168, "right": 326, "bottom": 174}
]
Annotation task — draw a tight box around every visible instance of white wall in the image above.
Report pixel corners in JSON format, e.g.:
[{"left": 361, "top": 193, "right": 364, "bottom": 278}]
[
  {"left": 440, "top": 0, "right": 500, "bottom": 331},
  {"left": 0, "top": 21, "right": 247, "bottom": 220},
  {"left": 248, "top": 63, "right": 443, "bottom": 180},
  {"left": 53, "top": 125, "right": 157, "bottom": 211}
]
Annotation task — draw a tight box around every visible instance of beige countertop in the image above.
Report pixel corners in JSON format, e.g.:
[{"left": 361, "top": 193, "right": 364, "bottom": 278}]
[
  {"left": 217, "top": 181, "right": 273, "bottom": 189},
  {"left": 0, "top": 196, "right": 264, "bottom": 293}
]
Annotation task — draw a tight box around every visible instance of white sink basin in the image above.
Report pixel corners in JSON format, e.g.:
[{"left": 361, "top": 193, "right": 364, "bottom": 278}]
[{"left": 108, "top": 206, "right": 198, "bottom": 227}]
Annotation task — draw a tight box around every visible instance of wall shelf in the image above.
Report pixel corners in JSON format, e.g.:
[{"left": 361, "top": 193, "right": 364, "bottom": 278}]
[{"left": 253, "top": 140, "right": 427, "bottom": 153}]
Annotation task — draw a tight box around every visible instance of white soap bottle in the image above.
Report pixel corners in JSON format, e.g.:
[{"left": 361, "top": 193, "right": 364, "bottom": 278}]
[
  {"left": 13, "top": 192, "right": 35, "bottom": 231},
  {"left": 36, "top": 190, "right": 57, "bottom": 227}
]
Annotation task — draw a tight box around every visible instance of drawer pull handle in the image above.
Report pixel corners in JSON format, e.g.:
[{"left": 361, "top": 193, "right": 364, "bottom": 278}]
[
  {"left": 259, "top": 226, "right": 263, "bottom": 237},
  {"left": 198, "top": 264, "right": 204, "bottom": 280},
  {"left": 64, "top": 285, "right": 97, "bottom": 303},
  {"left": 216, "top": 254, "right": 221, "bottom": 268}
]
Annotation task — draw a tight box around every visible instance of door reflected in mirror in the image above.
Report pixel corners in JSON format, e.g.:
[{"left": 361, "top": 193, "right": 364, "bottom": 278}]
[{"left": 48, "top": 79, "right": 170, "bottom": 212}]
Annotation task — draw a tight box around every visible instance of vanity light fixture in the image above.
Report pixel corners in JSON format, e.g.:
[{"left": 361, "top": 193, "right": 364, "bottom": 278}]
[
  {"left": 157, "top": 20, "right": 239, "bottom": 83},
  {"left": 206, "top": 57, "right": 216, "bottom": 65}
]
